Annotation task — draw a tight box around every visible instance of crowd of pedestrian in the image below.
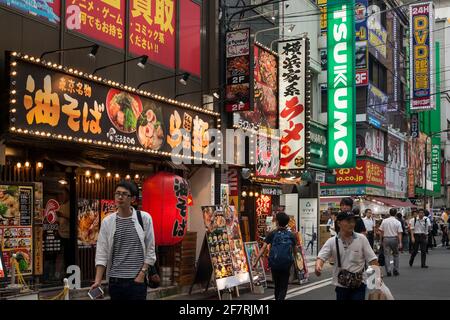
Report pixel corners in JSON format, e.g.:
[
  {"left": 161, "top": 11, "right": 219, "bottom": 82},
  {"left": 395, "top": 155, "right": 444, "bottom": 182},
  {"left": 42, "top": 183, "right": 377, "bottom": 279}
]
[{"left": 315, "top": 198, "right": 450, "bottom": 301}]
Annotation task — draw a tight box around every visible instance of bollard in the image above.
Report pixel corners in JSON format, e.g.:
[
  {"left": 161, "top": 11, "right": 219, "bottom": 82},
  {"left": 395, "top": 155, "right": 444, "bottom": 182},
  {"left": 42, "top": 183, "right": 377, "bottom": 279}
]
[{"left": 63, "top": 278, "right": 70, "bottom": 300}]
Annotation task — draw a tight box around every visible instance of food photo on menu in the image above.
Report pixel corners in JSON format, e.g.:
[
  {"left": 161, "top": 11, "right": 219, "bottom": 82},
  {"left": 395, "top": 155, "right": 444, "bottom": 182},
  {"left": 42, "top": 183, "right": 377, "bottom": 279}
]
[
  {"left": 137, "top": 101, "right": 165, "bottom": 151},
  {"left": 106, "top": 89, "right": 143, "bottom": 133},
  {"left": 0, "top": 186, "right": 20, "bottom": 225}
]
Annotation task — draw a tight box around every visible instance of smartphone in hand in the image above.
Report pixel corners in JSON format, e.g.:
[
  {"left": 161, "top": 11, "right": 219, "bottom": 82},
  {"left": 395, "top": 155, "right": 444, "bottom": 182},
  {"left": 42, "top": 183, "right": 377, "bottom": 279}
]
[{"left": 88, "top": 287, "right": 104, "bottom": 300}]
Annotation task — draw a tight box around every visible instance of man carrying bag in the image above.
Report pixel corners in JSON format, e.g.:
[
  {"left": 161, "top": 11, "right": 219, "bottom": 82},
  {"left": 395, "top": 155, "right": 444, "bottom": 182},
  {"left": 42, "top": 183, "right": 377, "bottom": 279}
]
[{"left": 315, "top": 211, "right": 379, "bottom": 300}]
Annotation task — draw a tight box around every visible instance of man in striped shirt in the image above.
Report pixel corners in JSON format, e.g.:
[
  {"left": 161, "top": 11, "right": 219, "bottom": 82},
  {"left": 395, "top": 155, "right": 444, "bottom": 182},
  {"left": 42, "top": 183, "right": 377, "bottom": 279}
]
[{"left": 90, "top": 181, "right": 156, "bottom": 300}]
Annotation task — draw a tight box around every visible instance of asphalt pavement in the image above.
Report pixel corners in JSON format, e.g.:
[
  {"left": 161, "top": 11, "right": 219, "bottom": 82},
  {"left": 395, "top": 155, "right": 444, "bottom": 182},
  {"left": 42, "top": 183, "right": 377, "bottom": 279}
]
[{"left": 165, "top": 245, "right": 450, "bottom": 300}]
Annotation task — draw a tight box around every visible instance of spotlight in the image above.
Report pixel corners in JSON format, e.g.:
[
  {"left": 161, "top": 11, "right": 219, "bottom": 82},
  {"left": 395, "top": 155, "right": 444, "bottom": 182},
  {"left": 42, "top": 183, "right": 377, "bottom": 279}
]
[
  {"left": 179, "top": 72, "right": 190, "bottom": 85},
  {"left": 137, "top": 55, "right": 148, "bottom": 69}
]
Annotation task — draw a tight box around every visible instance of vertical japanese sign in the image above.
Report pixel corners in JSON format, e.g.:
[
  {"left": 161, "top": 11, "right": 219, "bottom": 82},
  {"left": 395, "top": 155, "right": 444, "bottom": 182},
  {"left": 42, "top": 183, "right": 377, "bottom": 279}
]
[
  {"left": 327, "top": 0, "right": 356, "bottom": 169},
  {"left": 0, "top": 0, "right": 60, "bottom": 24},
  {"left": 318, "top": 0, "right": 327, "bottom": 36},
  {"left": 227, "top": 168, "right": 239, "bottom": 209},
  {"left": 410, "top": 113, "right": 419, "bottom": 138},
  {"left": 66, "top": 0, "right": 125, "bottom": 49},
  {"left": 226, "top": 29, "right": 251, "bottom": 112},
  {"left": 278, "top": 39, "right": 308, "bottom": 170},
  {"left": 410, "top": 2, "right": 434, "bottom": 111},
  {"left": 129, "top": 0, "right": 176, "bottom": 69},
  {"left": 355, "top": 0, "right": 368, "bottom": 86},
  {"left": 256, "top": 195, "right": 272, "bottom": 248},
  {"left": 431, "top": 41, "right": 441, "bottom": 193}
]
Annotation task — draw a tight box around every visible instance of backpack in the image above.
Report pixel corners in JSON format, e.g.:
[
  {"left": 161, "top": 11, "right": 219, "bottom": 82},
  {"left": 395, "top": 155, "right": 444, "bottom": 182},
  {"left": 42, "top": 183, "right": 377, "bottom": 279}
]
[{"left": 268, "top": 229, "right": 294, "bottom": 271}]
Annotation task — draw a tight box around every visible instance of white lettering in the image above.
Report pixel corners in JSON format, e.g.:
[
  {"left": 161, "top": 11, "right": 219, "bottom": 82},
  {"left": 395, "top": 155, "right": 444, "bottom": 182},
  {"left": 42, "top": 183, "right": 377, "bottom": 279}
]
[
  {"left": 334, "top": 88, "right": 348, "bottom": 109},
  {"left": 334, "top": 111, "right": 347, "bottom": 140},
  {"left": 334, "top": 140, "right": 349, "bottom": 166}
]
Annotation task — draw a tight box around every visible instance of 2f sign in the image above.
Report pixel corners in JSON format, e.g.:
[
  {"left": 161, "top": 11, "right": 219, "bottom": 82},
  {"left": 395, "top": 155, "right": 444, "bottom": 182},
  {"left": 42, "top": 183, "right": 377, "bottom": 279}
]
[{"left": 327, "top": 0, "right": 356, "bottom": 169}]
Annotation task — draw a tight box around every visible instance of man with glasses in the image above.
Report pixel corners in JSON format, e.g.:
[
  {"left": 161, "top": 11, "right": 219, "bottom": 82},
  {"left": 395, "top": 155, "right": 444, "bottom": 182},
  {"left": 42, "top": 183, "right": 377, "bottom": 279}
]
[{"left": 90, "top": 181, "right": 156, "bottom": 300}]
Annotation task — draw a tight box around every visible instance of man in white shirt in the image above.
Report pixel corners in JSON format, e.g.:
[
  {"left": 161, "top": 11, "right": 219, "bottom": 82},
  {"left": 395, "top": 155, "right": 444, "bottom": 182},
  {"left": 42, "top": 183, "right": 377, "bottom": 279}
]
[
  {"left": 315, "top": 211, "right": 379, "bottom": 300},
  {"left": 409, "top": 209, "right": 430, "bottom": 268},
  {"left": 362, "top": 209, "right": 375, "bottom": 248},
  {"left": 379, "top": 208, "right": 403, "bottom": 277}
]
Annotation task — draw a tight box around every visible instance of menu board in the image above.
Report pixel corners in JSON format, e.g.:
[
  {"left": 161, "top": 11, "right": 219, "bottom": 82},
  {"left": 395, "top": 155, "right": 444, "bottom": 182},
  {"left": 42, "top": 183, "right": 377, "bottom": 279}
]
[
  {"left": 77, "top": 199, "right": 100, "bottom": 247},
  {"left": 202, "top": 206, "right": 250, "bottom": 291},
  {"left": 1, "top": 227, "right": 33, "bottom": 276},
  {"left": 244, "top": 241, "right": 266, "bottom": 286},
  {"left": 0, "top": 185, "right": 34, "bottom": 276}
]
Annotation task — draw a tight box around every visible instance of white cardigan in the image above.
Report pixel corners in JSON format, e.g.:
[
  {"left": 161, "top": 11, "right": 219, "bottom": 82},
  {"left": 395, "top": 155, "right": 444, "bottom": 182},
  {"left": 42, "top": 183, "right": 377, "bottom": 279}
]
[{"left": 95, "top": 207, "right": 156, "bottom": 280}]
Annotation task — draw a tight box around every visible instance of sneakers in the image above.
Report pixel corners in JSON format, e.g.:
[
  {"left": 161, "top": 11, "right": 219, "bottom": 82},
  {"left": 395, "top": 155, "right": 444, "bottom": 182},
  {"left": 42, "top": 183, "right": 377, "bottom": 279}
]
[
  {"left": 393, "top": 270, "right": 399, "bottom": 276},
  {"left": 386, "top": 272, "right": 392, "bottom": 277}
]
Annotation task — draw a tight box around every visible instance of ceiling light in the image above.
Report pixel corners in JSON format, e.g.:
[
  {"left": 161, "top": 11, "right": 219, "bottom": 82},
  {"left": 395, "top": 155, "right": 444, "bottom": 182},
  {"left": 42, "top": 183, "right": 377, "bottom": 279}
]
[{"left": 58, "top": 179, "right": 68, "bottom": 185}]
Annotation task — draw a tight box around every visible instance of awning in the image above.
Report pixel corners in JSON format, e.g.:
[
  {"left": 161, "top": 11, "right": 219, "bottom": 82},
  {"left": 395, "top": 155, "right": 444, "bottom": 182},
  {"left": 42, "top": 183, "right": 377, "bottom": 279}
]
[
  {"left": 320, "top": 197, "right": 343, "bottom": 204},
  {"left": 166, "top": 161, "right": 189, "bottom": 171},
  {"left": 371, "top": 196, "right": 416, "bottom": 208}
]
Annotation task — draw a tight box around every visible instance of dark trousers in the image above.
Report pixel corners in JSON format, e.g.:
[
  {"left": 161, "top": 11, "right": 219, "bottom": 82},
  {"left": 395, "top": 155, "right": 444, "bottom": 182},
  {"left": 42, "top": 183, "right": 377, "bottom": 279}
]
[
  {"left": 335, "top": 284, "right": 366, "bottom": 300},
  {"left": 109, "top": 278, "right": 147, "bottom": 300},
  {"left": 367, "top": 231, "right": 374, "bottom": 249},
  {"left": 271, "top": 267, "right": 291, "bottom": 300},
  {"left": 410, "top": 234, "right": 427, "bottom": 267}
]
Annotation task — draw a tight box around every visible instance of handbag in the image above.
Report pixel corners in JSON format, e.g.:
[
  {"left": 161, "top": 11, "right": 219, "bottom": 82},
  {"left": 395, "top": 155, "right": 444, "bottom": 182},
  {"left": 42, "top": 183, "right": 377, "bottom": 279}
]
[{"left": 335, "top": 237, "right": 364, "bottom": 289}]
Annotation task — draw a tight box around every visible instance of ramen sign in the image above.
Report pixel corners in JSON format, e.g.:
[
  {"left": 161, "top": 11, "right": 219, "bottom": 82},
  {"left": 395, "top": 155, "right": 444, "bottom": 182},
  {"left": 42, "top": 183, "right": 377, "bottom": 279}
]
[{"left": 8, "top": 53, "right": 218, "bottom": 161}]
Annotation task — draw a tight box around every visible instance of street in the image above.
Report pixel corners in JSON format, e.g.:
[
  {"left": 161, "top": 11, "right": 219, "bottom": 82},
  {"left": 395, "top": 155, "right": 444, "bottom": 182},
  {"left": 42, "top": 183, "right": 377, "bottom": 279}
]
[{"left": 169, "top": 245, "right": 450, "bottom": 300}]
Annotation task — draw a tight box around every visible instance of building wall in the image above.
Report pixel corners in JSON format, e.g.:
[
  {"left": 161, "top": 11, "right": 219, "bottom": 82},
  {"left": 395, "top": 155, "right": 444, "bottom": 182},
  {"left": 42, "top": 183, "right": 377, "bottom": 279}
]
[{"left": 188, "top": 167, "right": 214, "bottom": 259}]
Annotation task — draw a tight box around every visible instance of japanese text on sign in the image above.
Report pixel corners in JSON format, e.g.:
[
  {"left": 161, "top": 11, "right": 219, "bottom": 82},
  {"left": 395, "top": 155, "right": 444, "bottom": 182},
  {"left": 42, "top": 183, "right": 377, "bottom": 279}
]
[
  {"left": 279, "top": 39, "right": 307, "bottom": 170},
  {"left": 129, "top": 0, "right": 176, "bottom": 69},
  {"left": 67, "top": 0, "right": 125, "bottom": 49},
  {"left": 172, "top": 178, "right": 188, "bottom": 238}
]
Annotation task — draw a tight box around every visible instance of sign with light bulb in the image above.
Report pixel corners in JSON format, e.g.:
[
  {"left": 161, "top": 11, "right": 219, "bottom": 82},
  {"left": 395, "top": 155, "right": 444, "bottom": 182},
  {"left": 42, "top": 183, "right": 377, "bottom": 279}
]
[{"left": 8, "top": 52, "right": 219, "bottom": 162}]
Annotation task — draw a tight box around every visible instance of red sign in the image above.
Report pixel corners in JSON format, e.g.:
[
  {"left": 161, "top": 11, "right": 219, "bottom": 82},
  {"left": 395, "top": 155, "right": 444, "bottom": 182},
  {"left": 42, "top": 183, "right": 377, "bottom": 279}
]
[
  {"left": 66, "top": 0, "right": 125, "bottom": 49},
  {"left": 356, "top": 70, "right": 369, "bottom": 86},
  {"left": 129, "top": 0, "right": 176, "bottom": 69},
  {"left": 44, "top": 199, "right": 60, "bottom": 224},
  {"left": 179, "top": 0, "right": 201, "bottom": 77},
  {"left": 325, "top": 160, "right": 385, "bottom": 187},
  {"left": 408, "top": 168, "right": 415, "bottom": 198},
  {"left": 228, "top": 168, "right": 239, "bottom": 197},
  {"left": 142, "top": 172, "right": 189, "bottom": 246}
]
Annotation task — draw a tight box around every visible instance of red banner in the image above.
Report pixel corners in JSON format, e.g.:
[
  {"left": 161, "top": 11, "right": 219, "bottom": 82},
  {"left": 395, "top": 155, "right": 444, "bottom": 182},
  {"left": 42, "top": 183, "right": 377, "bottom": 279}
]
[
  {"left": 129, "top": 0, "right": 176, "bottom": 69},
  {"left": 66, "top": 0, "right": 125, "bottom": 49},
  {"left": 179, "top": 0, "right": 200, "bottom": 76},
  {"left": 256, "top": 195, "right": 272, "bottom": 247},
  {"left": 325, "top": 160, "right": 385, "bottom": 187}
]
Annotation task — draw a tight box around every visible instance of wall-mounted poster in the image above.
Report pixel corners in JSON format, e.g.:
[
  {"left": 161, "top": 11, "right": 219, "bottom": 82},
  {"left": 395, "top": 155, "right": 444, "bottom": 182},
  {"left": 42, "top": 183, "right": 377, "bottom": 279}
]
[
  {"left": 255, "top": 134, "right": 279, "bottom": 178},
  {"left": 234, "top": 44, "right": 278, "bottom": 133},
  {"left": 356, "top": 127, "right": 385, "bottom": 161},
  {"left": 77, "top": 199, "right": 100, "bottom": 247},
  {"left": 255, "top": 195, "right": 272, "bottom": 248},
  {"left": 244, "top": 241, "right": 266, "bottom": 286},
  {"left": 100, "top": 200, "right": 116, "bottom": 222},
  {"left": 0, "top": 0, "right": 60, "bottom": 24},
  {"left": 202, "top": 206, "right": 250, "bottom": 291},
  {"left": 1, "top": 226, "right": 33, "bottom": 276},
  {"left": 66, "top": 0, "right": 125, "bottom": 49}
]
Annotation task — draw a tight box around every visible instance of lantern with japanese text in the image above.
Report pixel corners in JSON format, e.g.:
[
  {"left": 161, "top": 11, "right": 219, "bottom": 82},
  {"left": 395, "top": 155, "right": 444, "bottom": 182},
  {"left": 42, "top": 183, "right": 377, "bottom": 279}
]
[{"left": 142, "top": 172, "right": 189, "bottom": 246}]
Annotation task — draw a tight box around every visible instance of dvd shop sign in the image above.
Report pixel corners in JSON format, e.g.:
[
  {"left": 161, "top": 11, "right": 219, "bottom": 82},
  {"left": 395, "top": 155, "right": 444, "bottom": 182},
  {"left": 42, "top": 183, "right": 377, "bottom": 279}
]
[{"left": 327, "top": 0, "right": 356, "bottom": 168}]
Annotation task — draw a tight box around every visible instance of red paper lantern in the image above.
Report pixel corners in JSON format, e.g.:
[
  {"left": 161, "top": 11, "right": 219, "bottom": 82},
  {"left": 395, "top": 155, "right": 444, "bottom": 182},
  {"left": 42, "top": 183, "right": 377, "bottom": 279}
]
[{"left": 142, "top": 172, "right": 189, "bottom": 246}]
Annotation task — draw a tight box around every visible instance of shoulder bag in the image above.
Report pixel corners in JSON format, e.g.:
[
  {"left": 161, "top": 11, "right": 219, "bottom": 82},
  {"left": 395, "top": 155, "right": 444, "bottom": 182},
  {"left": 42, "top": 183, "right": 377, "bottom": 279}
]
[{"left": 335, "top": 236, "right": 364, "bottom": 289}]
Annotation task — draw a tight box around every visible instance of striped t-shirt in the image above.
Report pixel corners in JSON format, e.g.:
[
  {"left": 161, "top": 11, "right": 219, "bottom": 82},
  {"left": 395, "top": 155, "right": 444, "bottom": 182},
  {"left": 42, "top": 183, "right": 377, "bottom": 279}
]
[{"left": 108, "top": 216, "right": 144, "bottom": 279}]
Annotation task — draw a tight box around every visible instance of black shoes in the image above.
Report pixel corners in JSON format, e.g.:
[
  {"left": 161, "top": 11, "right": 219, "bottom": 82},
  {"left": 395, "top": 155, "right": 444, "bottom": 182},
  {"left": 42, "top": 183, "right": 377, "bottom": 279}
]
[
  {"left": 393, "top": 270, "right": 399, "bottom": 276},
  {"left": 409, "top": 260, "right": 413, "bottom": 267},
  {"left": 421, "top": 265, "right": 429, "bottom": 268},
  {"left": 386, "top": 272, "right": 392, "bottom": 277}
]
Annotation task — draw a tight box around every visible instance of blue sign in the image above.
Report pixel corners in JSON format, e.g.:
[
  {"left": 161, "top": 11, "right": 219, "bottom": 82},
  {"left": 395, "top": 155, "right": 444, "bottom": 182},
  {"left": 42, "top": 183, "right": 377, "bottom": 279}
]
[{"left": 0, "top": 0, "right": 60, "bottom": 24}]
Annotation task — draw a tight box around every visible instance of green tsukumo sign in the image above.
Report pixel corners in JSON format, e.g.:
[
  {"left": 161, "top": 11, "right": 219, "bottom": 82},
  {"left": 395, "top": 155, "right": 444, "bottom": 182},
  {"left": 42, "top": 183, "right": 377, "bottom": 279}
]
[{"left": 327, "top": 0, "right": 356, "bottom": 169}]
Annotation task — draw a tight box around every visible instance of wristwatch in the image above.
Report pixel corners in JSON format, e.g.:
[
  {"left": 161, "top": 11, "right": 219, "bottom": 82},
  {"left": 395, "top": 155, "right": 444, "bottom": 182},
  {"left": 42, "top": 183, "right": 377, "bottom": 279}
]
[{"left": 141, "top": 268, "right": 148, "bottom": 275}]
